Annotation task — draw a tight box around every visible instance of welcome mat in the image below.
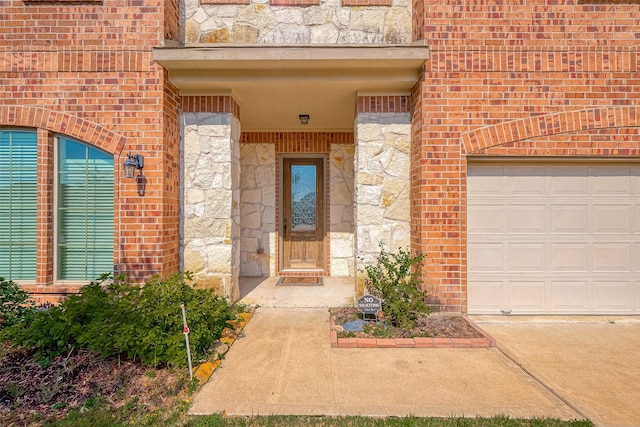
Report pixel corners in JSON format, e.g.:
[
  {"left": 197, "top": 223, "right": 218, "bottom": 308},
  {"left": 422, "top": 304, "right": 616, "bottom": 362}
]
[{"left": 276, "top": 276, "right": 323, "bottom": 286}]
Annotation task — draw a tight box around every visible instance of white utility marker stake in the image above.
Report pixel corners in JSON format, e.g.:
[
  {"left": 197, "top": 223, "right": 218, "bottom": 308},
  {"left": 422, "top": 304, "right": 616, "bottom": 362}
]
[{"left": 181, "top": 302, "right": 193, "bottom": 381}]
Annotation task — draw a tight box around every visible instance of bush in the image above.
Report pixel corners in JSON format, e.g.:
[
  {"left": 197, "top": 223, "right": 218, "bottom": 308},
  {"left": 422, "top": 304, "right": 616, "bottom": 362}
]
[
  {"left": 0, "top": 277, "right": 36, "bottom": 329},
  {"left": 362, "top": 243, "right": 432, "bottom": 329},
  {"left": 1, "top": 273, "right": 236, "bottom": 367}
]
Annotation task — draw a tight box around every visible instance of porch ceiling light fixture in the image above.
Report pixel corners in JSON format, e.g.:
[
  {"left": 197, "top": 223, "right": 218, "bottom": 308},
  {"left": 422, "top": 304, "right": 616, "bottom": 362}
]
[
  {"left": 299, "top": 114, "right": 310, "bottom": 125},
  {"left": 123, "top": 153, "right": 144, "bottom": 179}
]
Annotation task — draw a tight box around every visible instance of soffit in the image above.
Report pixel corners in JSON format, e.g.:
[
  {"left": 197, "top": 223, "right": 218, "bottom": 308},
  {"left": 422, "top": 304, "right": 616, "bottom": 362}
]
[{"left": 153, "top": 45, "right": 429, "bottom": 132}]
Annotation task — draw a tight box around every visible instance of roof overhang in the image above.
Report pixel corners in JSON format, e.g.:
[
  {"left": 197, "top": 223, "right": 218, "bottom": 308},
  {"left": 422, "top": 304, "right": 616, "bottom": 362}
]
[{"left": 153, "top": 45, "right": 429, "bottom": 132}]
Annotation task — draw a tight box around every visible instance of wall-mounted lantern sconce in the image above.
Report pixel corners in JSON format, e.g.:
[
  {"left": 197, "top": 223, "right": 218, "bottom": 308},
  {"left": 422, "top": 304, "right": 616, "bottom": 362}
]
[
  {"left": 299, "top": 114, "right": 310, "bottom": 125},
  {"left": 123, "top": 153, "right": 144, "bottom": 179},
  {"left": 135, "top": 174, "right": 147, "bottom": 197},
  {"left": 123, "top": 154, "right": 146, "bottom": 196}
]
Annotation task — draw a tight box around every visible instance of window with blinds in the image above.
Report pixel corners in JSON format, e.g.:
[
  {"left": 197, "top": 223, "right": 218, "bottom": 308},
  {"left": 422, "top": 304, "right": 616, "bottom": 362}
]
[
  {"left": 57, "top": 137, "right": 114, "bottom": 280},
  {"left": 0, "top": 130, "right": 38, "bottom": 280}
]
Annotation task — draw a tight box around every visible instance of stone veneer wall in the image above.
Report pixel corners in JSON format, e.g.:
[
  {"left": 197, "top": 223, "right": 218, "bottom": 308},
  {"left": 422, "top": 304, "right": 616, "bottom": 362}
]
[
  {"left": 329, "top": 144, "right": 355, "bottom": 277},
  {"left": 182, "top": 112, "right": 241, "bottom": 300},
  {"left": 355, "top": 111, "right": 411, "bottom": 287},
  {"left": 239, "top": 143, "right": 276, "bottom": 276},
  {"left": 184, "top": 0, "right": 412, "bottom": 44},
  {"left": 238, "top": 132, "right": 356, "bottom": 277}
]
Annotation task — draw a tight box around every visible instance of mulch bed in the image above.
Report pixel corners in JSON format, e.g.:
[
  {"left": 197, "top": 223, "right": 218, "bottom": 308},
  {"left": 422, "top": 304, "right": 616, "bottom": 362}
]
[
  {"left": 330, "top": 306, "right": 484, "bottom": 339},
  {"left": 0, "top": 344, "right": 186, "bottom": 424}
]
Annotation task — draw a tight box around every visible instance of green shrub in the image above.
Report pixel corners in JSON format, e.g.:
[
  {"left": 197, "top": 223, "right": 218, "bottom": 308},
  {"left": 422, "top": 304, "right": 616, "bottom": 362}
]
[
  {"left": 0, "top": 277, "right": 36, "bottom": 329},
  {"left": 1, "top": 272, "right": 236, "bottom": 367},
  {"left": 362, "top": 243, "right": 432, "bottom": 329}
]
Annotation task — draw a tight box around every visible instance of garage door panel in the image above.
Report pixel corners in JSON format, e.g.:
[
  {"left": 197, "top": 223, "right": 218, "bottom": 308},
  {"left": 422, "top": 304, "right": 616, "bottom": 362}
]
[
  {"left": 551, "top": 281, "right": 588, "bottom": 310},
  {"left": 551, "top": 205, "right": 589, "bottom": 234},
  {"left": 508, "top": 167, "right": 545, "bottom": 196},
  {"left": 594, "top": 205, "right": 630, "bottom": 234},
  {"left": 592, "top": 167, "right": 632, "bottom": 196},
  {"left": 549, "top": 166, "right": 589, "bottom": 196},
  {"left": 467, "top": 167, "right": 505, "bottom": 195},
  {"left": 593, "top": 281, "right": 631, "bottom": 311},
  {"left": 593, "top": 243, "right": 630, "bottom": 271},
  {"left": 468, "top": 162, "right": 639, "bottom": 314},
  {"left": 551, "top": 243, "right": 588, "bottom": 272},
  {"left": 509, "top": 243, "right": 545, "bottom": 271},
  {"left": 509, "top": 205, "right": 545, "bottom": 233},
  {"left": 468, "top": 205, "right": 504, "bottom": 234},
  {"left": 468, "top": 243, "right": 503, "bottom": 271},
  {"left": 468, "top": 281, "right": 504, "bottom": 311},
  {"left": 509, "top": 281, "right": 545, "bottom": 310}
]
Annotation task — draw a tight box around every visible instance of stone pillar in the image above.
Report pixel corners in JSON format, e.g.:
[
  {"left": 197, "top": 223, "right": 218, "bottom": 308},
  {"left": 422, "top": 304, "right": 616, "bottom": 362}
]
[
  {"left": 354, "top": 95, "right": 411, "bottom": 293},
  {"left": 181, "top": 96, "right": 241, "bottom": 300}
]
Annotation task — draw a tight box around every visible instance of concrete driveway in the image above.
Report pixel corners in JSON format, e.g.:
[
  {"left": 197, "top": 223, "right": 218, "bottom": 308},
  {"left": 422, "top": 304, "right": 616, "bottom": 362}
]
[{"left": 473, "top": 316, "right": 640, "bottom": 427}]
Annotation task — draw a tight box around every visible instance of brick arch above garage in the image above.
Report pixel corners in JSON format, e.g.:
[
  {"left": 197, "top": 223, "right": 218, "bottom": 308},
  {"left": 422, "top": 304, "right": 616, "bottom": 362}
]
[
  {"left": 462, "top": 106, "right": 640, "bottom": 156},
  {"left": 0, "top": 105, "right": 127, "bottom": 155}
]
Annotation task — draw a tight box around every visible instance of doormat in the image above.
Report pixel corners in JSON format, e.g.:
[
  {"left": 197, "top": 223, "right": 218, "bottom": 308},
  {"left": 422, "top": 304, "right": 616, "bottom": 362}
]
[{"left": 276, "top": 276, "right": 323, "bottom": 286}]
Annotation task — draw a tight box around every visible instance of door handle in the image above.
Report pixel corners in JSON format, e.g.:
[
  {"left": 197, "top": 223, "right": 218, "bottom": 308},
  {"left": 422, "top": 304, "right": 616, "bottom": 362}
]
[{"left": 283, "top": 218, "right": 287, "bottom": 238}]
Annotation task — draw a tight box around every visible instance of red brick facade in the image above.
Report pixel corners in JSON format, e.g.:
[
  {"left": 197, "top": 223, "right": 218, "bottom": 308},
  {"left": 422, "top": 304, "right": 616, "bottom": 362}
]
[
  {"left": 0, "top": 0, "right": 179, "bottom": 302},
  {"left": 3, "top": 0, "right": 640, "bottom": 311},
  {"left": 412, "top": 0, "right": 640, "bottom": 311}
]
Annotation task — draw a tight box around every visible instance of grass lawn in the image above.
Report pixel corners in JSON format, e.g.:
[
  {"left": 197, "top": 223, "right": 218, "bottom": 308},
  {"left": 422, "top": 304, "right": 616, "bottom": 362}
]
[
  {"left": 41, "top": 406, "right": 593, "bottom": 427},
  {"left": 185, "top": 415, "right": 593, "bottom": 427}
]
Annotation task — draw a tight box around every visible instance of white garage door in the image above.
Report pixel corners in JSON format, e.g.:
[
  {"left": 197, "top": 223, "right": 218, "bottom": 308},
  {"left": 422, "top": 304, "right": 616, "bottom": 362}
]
[{"left": 467, "top": 163, "right": 640, "bottom": 314}]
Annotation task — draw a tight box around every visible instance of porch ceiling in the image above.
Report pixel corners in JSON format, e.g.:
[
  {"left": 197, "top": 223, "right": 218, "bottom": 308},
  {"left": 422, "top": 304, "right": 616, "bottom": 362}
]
[{"left": 153, "top": 45, "right": 429, "bottom": 132}]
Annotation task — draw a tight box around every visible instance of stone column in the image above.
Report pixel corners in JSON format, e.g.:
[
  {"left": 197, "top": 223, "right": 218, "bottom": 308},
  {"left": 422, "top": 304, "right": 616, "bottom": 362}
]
[
  {"left": 354, "top": 96, "right": 411, "bottom": 293},
  {"left": 181, "top": 100, "right": 241, "bottom": 300}
]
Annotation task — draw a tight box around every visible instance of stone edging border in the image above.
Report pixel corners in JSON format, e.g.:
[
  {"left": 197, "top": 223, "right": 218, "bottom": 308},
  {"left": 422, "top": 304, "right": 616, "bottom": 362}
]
[
  {"left": 330, "top": 315, "right": 496, "bottom": 349},
  {"left": 192, "top": 310, "right": 254, "bottom": 383}
]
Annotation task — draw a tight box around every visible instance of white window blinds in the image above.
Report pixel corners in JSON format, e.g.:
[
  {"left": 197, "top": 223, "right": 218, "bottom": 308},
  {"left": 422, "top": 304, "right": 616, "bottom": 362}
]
[
  {"left": 0, "top": 130, "right": 37, "bottom": 280},
  {"left": 57, "top": 137, "right": 114, "bottom": 280}
]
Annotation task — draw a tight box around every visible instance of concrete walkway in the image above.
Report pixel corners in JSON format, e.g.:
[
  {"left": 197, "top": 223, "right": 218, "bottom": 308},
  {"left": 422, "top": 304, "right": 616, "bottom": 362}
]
[
  {"left": 474, "top": 316, "right": 640, "bottom": 427},
  {"left": 190, "top": 308, "right": 589, "bottom": 421},
  {"left": 238, "top": 276, "right": 355, "bottom": 308}
]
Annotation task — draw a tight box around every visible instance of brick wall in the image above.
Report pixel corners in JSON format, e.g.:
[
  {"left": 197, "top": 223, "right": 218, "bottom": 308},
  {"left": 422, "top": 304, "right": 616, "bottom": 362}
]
[
  {"left": 164, "top": 0, "right": 180, "bottom": 41},
  {"left": 160, "top": 70, "right": 181, "bottom": 277},
  {"left": 0, "top": 0, "right": 179, "bottom": 301},
  {"left": 412, "top": 0, "right": 640, "bottom": 312}
]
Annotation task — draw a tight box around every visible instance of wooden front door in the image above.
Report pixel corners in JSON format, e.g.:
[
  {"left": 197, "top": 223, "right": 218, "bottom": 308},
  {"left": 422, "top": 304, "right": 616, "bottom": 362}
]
[{"left": 281, "top": 157, "right": 325, "bottom": 270}]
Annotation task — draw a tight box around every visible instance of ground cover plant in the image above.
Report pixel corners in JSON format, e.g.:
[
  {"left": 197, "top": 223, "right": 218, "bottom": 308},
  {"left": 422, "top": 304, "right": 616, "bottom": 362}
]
[
  {"left": 0, "top": 276, "right": 37, "bottom": 329},
  {"left": 0, "top": 272, "right": 245, "bottom": 424},
  {"left": 1, "top": 272, "right": 235, "bottom": 368}
]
